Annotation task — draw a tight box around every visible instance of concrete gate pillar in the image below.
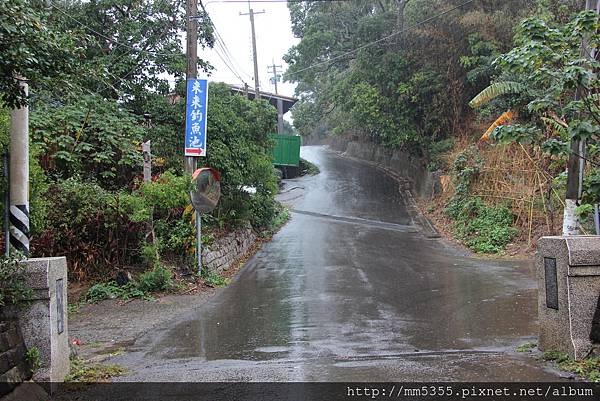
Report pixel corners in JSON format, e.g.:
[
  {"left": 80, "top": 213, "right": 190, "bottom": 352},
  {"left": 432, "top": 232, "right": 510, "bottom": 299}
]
[
  {"left": 4, "top": 257, "right": 70, "bottom": 382},
  {"left": 537, "top": 236, "right": 600, "bottom": 360}
]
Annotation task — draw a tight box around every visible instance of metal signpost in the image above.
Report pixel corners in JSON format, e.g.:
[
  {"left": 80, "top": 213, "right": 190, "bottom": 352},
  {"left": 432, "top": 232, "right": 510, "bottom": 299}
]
[
  {"left": 190, "top": 168, "right": 221, "bottom": 275},
  {"left": 185, "top": 79, "right": 208, "bottom": 157}
]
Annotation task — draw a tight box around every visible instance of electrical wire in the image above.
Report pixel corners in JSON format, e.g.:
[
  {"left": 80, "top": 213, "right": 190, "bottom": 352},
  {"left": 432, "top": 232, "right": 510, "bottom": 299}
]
[
  {"left": 199, "top": 0, "right": 253, "bottom": 85},
  {"left": 214, "top": 30, "right": 254, "bottom": 81}
]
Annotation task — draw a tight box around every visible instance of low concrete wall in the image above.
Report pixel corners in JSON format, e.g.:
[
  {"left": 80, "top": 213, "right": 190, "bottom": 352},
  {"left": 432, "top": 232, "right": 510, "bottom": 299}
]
[
  {"left": 326, "top": 136, "right": 441, "bottom": 199},
  {"left": 202, "top": 227, "right": 257, "bottom": 274}
]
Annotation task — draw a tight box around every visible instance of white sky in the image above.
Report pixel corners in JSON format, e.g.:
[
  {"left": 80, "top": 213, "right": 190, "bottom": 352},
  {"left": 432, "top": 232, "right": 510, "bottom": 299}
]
[{"left": 200, "top": 1, "right": 299, "bottom": 98}]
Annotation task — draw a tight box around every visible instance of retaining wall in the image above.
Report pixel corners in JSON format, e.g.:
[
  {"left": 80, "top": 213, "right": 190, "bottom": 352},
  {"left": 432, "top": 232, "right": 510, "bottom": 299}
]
[
  {"left": 326, "top": 136, "right": 441, "bottom": 199},
  {"left": 202, "top": 227, "right": 257, "bottom": 274},
  {"left": 0, "top": 318, "right": 30, "bottom": 397}
]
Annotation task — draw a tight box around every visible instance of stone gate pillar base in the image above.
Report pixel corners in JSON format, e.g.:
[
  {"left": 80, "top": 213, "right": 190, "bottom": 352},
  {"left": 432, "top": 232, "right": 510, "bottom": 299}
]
[
  {"left": 537, "top": 236, "right": 600, "bottom": 360},
  {"left": 4, "top": 257, "right": 69, "bottom": 382}
]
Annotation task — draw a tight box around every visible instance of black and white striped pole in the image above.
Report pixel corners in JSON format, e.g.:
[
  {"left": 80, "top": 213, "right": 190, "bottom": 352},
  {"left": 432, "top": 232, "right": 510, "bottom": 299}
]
[{"left": 9, "top": 78, "right": 29, "bottom": 256}]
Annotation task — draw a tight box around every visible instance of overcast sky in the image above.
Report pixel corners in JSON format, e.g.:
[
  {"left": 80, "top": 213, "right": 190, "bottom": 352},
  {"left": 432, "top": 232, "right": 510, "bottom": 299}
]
[{"left": 200, "top": 1, "right": 299, "bottom": 98}]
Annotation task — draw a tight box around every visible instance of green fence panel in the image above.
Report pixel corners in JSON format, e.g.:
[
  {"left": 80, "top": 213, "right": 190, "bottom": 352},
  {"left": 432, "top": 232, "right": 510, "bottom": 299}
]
[{"left": 270, "top": 134, "right": 301, "bottom": 167}]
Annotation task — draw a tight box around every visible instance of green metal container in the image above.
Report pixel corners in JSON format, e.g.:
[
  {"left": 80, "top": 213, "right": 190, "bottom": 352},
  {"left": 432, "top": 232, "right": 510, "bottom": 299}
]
[{"left": 270, "top": 134, "right": 301, "bottom": 167}]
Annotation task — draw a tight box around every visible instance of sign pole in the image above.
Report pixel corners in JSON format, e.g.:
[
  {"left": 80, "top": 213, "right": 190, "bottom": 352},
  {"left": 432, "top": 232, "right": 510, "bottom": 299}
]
[
  {"left": 196, "top": 212, "right": 202, "bottom": 276},
  {"left": 190, "top": 168, "right": 221, "bottom": 277}
]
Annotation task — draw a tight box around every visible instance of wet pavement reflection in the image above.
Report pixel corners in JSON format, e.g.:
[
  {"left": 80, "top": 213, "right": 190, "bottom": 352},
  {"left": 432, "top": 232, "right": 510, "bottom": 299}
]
[{"left": 122, "top": 146, "right": 560, "bottom": 381}]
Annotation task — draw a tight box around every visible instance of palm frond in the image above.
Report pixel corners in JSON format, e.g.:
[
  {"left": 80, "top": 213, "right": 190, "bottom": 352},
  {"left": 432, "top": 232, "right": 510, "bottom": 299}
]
[{"left": 469, "top": 81, "right": 525, "bottom": 108}]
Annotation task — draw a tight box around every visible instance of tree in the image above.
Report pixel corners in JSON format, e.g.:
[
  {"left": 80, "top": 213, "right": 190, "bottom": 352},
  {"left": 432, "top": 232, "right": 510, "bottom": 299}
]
[
  {"left": 470, "top": 10, "right": 600, "bottom": 215},
  {"left": 46, "top": 0, "right": 214, "bottom": 107},
  {"left": 0, "top": 0, "right": 81, "bottom": 108},
  {"left": 30, "top": 95, "right": 145, "bottom": 189},
  {"left": 284, "top": 0, "right": 534, "bottom": 155}
]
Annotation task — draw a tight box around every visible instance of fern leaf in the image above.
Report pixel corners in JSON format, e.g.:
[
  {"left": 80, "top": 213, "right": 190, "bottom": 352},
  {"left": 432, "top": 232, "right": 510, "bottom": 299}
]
[
  {"left": 480, "top": 110, "right": 515, "bottom": 141},
  {"left": 469, "top": 81, "right": 525, "bottom": 108}
]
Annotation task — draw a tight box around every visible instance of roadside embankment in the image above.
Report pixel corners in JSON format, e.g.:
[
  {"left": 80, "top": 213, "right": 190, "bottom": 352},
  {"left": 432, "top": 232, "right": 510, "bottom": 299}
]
[
  {"left": 317, "top": 135, "right": 562, "bottom": 257},
  {"left": 325, "top": 136, "right": 441, "bottom": 199},
  {"left": 201, "top": 226, "right": 257, "bottom": 274}
]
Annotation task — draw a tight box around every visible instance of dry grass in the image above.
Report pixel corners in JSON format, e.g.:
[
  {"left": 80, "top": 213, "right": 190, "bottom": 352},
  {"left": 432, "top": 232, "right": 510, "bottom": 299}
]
[{"left": 435, "top": 137, "right": 566, "bottom": 254}]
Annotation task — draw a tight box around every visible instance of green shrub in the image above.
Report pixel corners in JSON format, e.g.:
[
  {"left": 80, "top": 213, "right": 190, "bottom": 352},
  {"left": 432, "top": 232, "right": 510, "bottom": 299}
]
[
  {"left": 449, "top": 196, "right": 518, "bottom": 253},
  {"left": 34, "top": 177, "right": 144, "bottom": 280},
  {"left": 463, "top": 202, "right": 518, "bottom": 253},
  {"left": 542, "top": 350, "right": 600, "bottom": 382},
  {"left": 30, "top": 95, "right": 144, "bottom": 189},
  {"left": 84, "top": 282, "right": 120, "bottom": 303},
  {"left": 140, "top": 243, "right": 160, "bottom": 268},
  {"left": 445, "top": 147, "right": 517, "bottom": 253},
  {"left": 137, "top": 266, "right": 173, "bottom": 293},
  {"left": 66, "top": 357, "right": 127, "bottom": 382},
  {"left": 201, "top": 271, "right": 229, "bottom": 287},
  {"left": 542, "top": 350, "right": 570, "bottom": 363},
  {"left": 25, "top": 346, "right": 41, "bottom": 372},
  {"left": 249, "top": 192, "right": 279, "bottom": 229},
  {"left": 155, "top": 218, "right": 195, "bottom": 260},
  {"left": 23, "top": 85, "right": 282, "bottom": 278},
  {"left": 85, "top": 281, "right": 148, "bottom": 303},
  {"left": 299, "top": 158, "right": 320, "bottom": 175},
  {"left": 261, "top": 203, "right": 290, "bottom": 237},
  {"left": 0, "top": 254, "right": 32, "bottom": 306},
  {"left": 427, "top": 138, "right": 455, "bottom": 171},
  {"left": 516, "top": 342, "right": 536, "bottom": 353},
  {"left": 84, "top": 266, "right": 173, "bottom": 303}
]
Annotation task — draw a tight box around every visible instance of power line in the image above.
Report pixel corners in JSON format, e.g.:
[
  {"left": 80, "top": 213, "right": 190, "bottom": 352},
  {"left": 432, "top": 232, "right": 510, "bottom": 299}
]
[
  {"left": 288, "top": 0, "right": 477, "bottom": 76},
  {"left": 214, "top": 30, "right": 254, "bottom": 80},
  {"left": 199, "top": 0, "right": 252, "bottom": 85},
  {"left": 212, "top": 30, "right": 251, "bottom": 82}
]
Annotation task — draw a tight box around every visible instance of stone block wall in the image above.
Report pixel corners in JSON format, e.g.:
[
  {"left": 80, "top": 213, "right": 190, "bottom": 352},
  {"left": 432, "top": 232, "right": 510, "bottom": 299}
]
[
  {"left": 0, "top": 318, "right": 31, "bottom": 397},
  {"left": 202, "top": 227, "right": 257, "bottom": 274}
]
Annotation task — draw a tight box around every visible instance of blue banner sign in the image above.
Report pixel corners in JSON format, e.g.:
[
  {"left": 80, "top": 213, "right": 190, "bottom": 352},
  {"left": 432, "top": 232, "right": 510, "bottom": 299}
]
[{"left": 185, "top": 79, "right": 208, "bottom": 157}]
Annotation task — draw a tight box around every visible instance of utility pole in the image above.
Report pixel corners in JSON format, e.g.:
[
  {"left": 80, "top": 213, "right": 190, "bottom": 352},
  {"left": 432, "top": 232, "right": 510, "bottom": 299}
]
[
  {"left": 9, "top": 78, "right": 29, "bottom": 256},
  {"left": 185, "top": 0, "right": 198, "bottom": 174},
  {"left": 267, "top": 60, "right": 285, "bottom": 133},
  {"left": 240, "top": 2, "right": 265, "bottom": 100},
  {"left": 267, "top": 60, "right": 282, "bottom": 94},
  {"left": 563, "top": 0, "right": 600, "bottom": 235}
]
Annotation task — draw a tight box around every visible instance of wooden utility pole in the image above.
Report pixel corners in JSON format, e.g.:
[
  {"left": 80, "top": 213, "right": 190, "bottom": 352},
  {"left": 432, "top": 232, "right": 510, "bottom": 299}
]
[
  {"left": 185, "top": 0, "right": 198, "bottom": 174},
  {"left": 563, "top": 0, "right": 600, "bottom": 235},
  {"left": 240, "top": 2, "right": 265, "bottom": 100}
]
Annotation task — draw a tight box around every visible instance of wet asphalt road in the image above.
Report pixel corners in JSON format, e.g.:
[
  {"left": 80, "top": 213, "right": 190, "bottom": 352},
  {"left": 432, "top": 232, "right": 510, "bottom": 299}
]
[{"left": 116, "top": 146, "right": 560, "bottom": 381}]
